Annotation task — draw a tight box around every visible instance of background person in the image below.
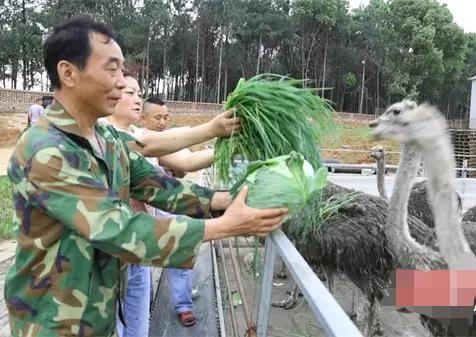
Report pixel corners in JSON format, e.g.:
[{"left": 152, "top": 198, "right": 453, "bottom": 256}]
[{"left": 27, "top": 98, "right": 44, "bottom": 126}]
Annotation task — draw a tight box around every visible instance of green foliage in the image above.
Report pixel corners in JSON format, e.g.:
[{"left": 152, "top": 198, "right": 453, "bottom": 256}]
[
  {"left": 0, "top": 176, "right": 13, "bottom": 238},
  {"left": 342, "top": 72, "right": 357, "bottom": 88},
  {"left": 214, "top": 74, "right": 335, "bottom": 182},
  {"left": 287, "top": 190, "right": 358, "bottom": 241}
]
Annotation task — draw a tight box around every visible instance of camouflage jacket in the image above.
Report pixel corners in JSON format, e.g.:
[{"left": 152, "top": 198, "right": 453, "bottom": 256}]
[{"left": 5, "top": 102, "right": 214, "bottom": 337}]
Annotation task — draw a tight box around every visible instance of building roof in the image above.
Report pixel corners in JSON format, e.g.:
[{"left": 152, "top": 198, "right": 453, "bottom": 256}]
[{"left": 470, "top": 75, "right": 476, "bottom": 81}]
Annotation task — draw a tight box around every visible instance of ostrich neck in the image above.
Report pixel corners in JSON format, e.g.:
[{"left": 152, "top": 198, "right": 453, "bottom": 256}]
[
  {"left": 387, "top": 143, "right": 420, "bottom": 246},
  {"left": 376, "top": 157, "right": 388, "bottom": 200},
  {"left": 420, "top": 135, "right": 473, "bottom": 268}
]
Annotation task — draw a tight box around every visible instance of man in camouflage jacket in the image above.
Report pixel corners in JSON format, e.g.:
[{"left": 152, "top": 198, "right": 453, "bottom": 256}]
[{"left": 5, "top": 16, "right": 287, "bottom": 337}]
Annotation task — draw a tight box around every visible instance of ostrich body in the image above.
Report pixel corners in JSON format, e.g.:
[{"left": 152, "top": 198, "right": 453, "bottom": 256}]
[{"left": 283, "top": 179, "right": 438, "bottom": 336}]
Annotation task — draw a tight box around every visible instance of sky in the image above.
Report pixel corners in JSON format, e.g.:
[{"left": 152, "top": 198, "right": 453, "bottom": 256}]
[{"left": 347, "top": 0, "right": 476, "bottom": 33}]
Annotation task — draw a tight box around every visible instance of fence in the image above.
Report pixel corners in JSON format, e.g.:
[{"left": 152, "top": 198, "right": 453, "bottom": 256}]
[
  {"left": 201, "top": 165, "right": 362, "bottom": 337},
  {"left": 257, "top": 230, "right": 363, "bottom": 337}
]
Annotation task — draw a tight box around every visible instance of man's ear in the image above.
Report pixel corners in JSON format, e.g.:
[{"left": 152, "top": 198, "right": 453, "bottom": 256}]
[{"left": 57, "top": 60, "right": 79, "bottom": 88}]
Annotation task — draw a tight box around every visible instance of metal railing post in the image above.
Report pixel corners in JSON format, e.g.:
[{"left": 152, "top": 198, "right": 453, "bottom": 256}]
[{"left": 257, "top": 237, "right": 277, "bottom": 337}]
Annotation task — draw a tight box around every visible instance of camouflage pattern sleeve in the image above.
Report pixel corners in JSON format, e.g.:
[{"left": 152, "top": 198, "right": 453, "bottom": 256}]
[
  {"left": 24, "top": 146, "right": 204, "bottom": 268},
  {"left": 127, "top": 146, "right": 216, "bottom": 218}
]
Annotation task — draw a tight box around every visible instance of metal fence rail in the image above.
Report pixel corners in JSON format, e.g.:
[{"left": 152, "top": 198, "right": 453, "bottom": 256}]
[{"left": 257, "top": 229, "right": 363, "bottom": 337}]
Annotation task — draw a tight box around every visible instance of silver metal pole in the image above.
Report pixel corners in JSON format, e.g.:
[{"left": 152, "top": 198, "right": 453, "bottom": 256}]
[
  {"left": 359, "top": 60, "right": 366, "bottom": 114},
  {"left": 256, "top": 237, "right": 277, "bottom": 337}
]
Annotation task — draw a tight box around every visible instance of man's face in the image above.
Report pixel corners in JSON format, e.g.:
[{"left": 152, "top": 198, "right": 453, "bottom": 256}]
[
  {"left": 114, "top": 76, "right": 143, "bottom": 124},
  {"left": 143, "top": 104, "right": 169, "bottom": 131},
  {"left": 72, "top": 32, "right": 126, "bottom": 118}
]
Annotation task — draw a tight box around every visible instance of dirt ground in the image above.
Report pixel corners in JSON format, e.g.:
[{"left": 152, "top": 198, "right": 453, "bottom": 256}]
[{"left": 0, "top": 113, "right": 25, "bottom": 149}]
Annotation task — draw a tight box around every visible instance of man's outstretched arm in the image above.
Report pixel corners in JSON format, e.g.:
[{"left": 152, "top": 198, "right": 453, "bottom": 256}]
[{"left": 130, "top": 109, "right": 239, "bottom": 157}]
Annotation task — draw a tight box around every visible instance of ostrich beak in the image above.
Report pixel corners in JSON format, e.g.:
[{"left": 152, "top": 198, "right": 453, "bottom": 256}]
[{"left": 369, "top": 119, "right": 379, "bottom": 128}]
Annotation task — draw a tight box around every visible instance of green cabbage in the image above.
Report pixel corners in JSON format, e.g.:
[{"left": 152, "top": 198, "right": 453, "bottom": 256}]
[{"left": 230, "top": 152, "right": 328, "bottom": 216}]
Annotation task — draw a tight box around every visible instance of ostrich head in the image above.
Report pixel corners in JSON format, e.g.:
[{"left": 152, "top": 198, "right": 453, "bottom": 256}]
[
  {"left": 369, "top": 100, "right": 447, "bottom": 145},
  {"left": 370, "top": 145, "right": 385, "bottom": 161}
]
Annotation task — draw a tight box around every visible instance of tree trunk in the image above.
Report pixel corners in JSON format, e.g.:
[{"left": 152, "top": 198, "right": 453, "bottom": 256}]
[
  {"left": 29, "top": 65, "right": 34, "bottom": 89},
  {"left": 145, "top": 36, "right": 150, "bottom": 97},
  {"left": 223, "top": 29, "right": 229, "bottom": 99},
  {"left": 194, "top": 24, "right": 200, "bottom": 103},
  {"left": 216, "top": 26, "right": 224, "bottom": 103},
  {"left": 321, "top": 30, "right": 329, "bottom": 98},
  {"left": 21, "top": 0, "right": 27, "bottom": 90},
  {"left": 376, "top": 66, "right": 381, "bottom": 117},
  {"left": 200, "top": 33, "right": 205, "bottom": 102},
  {"left": 300, "top": 27, "right": 305, "bottom": 81},
  {"left": 140, "top": 38, "right": 147, "bottom": 94},
  {"left": 162, "top": 20, "right": 168, "bottom": 98},
  {"left": 256, "top": 33, "right": 262, "bottom": 75},
  {"left": 11, "top": 62, "right": 18, "bottom": 89}
]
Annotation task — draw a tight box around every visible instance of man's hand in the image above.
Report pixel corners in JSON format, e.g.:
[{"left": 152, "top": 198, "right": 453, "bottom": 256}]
[
  {"left": 206, "top": 109, "right": 241, "bottom": 138},
  {"left": 204, "top": 186, "right": 288, "bottom": 240}
]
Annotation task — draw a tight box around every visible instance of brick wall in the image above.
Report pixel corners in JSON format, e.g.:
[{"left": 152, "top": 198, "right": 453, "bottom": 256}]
[{"left": 0, "top": 88, "right": 50, "bottom": 113}]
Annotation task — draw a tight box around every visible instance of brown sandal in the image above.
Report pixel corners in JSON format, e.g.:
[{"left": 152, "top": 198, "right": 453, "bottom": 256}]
[{"left": 178, "top": 310, "right": 197, "bottom": 327}]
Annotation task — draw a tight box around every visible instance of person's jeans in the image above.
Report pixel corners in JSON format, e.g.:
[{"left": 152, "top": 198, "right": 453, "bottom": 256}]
[
  {"left": 168, "top": 268, "right": 193, "bottom": 314},
  {"left": 117, "top": 264, "right": 151, "bottom": 337}
]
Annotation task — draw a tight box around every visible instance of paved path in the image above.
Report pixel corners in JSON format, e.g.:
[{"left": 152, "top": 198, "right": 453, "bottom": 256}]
[
  {"left": 328, "top": 173, "right": 476, "bottom": 212},
  {"left": 149, "top": 243, "right": 220, "bottom": 337}
]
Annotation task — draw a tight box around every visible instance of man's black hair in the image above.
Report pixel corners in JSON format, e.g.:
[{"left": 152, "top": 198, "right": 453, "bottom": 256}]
[
  {"left": 42, "top": 95, "right": 54, "bottom": 108},
  {"left": 44, "top": 15, "right": 117, "bottom": 89},
  {"left": 144, "top": 96, "right": 165, "bottom": 106}
]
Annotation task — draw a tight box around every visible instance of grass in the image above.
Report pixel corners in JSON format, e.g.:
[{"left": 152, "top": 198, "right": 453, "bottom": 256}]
[
  {"left": 321, "top": 120, "right": 400, "bottom": 165},
  {"left": 0, "top": 176, "right": 13, "bottom": 238}
]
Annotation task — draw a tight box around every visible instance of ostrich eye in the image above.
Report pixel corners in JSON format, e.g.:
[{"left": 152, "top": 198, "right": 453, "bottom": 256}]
[{"left": 392, "top": 109, "right": 401, "bottom": 115}]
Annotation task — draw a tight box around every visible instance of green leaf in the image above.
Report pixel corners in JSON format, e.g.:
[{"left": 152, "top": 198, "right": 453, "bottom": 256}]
[
  {"left": 313, "top": 167, "right": 328, "bottom": 190},
  {"left": 231, "top": 291, "right": 242, "bottom": 307}
]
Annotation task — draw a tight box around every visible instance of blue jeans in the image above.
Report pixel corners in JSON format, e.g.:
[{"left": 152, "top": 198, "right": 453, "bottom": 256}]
[
  {"left": 117, "top": 264, "right": 151, "bottom": 337},
  {"left": 168, "top": 268, "right": 193, "bottom": 314}
]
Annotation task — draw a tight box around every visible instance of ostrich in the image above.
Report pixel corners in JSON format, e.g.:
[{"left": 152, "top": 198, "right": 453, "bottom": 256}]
[
  {"left": 273, "top": 101, "right": 475, "bottom": 335},
  {"left": 271, "top": 100, "right": 476, "bottom": 336},
  {"left": 371, "top": 100, "right": 476, "bottom": 336},
  {"left": 370, "top": 145, "right": 388, "bottom": 200},
  {"left": 370, "top": 100, "right": 476, "bottom": 270}
]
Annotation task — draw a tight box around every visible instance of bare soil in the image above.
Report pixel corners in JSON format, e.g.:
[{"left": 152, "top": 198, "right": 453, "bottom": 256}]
[{"left": 0, "top": 113, "right": 25, "bottom": 149}]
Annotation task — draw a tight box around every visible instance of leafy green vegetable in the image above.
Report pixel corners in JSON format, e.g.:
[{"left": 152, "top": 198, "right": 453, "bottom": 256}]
[
  {"left": 231, "top": 291, "right": 242, "bottom": 307},
  {"left": 215, "top": 74, "right": 335, "bottom": 183},
  {"left": 287, "top": 191, "right": 358, "bottom": 240},
  {"left": 230, "top": 152, "right": 328, "bottom": 217}
]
